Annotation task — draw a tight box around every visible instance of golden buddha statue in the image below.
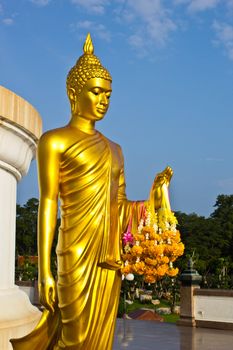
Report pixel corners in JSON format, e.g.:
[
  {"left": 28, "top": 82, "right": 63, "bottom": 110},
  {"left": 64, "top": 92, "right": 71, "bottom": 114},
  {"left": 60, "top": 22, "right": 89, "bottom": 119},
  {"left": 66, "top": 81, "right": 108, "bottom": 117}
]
[{"left": 11, "top": 33, "right": 173, "bottom": 350}]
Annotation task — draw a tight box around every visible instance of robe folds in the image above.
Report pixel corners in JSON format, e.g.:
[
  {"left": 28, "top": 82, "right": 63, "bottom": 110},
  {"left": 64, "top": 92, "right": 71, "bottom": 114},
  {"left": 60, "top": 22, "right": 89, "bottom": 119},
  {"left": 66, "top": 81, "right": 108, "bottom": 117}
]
[{"left": 11, "top": 130, "right": 143, "bottom": 350}]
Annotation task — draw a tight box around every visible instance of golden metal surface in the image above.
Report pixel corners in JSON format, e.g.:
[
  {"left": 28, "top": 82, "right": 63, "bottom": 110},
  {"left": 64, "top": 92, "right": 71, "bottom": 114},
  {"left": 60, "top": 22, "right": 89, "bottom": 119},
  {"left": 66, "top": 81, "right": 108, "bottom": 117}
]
[{"left": 11, "top": 33, "right": 173, "bottom": 350}]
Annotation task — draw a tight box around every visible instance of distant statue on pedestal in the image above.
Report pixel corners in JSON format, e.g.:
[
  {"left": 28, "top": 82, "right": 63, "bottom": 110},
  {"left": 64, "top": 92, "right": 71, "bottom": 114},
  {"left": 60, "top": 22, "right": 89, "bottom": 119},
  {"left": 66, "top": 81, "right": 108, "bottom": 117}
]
[{"left": 11, "top": 33, "right": 173, "bottom": 350}]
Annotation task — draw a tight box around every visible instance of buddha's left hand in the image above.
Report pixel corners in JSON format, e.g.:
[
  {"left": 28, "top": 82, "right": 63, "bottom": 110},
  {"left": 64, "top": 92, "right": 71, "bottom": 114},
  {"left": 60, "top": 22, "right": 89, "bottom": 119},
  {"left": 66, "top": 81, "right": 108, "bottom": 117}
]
[
  {"left": 150, "top": 166, "right": 173, "bottom": 211},
  {"left": 38, "top": 274, "right": 57, "bottom": 313}
]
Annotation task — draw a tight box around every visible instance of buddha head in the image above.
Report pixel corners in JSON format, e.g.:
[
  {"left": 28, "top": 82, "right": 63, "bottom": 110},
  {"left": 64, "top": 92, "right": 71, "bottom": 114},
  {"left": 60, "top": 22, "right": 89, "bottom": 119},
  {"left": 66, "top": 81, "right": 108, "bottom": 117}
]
[{"left": 67, "top": 33, "right": 112, "bottom": 121}]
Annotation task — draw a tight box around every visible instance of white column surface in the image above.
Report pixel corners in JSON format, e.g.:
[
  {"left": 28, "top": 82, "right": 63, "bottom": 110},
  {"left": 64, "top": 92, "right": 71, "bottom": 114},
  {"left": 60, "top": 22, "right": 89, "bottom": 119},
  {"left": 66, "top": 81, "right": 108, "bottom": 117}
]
[
  {"left": 0, "top": 168, "right": 16, "bottom": 289},
  {"left": 0, "top": 87, "right": 42, "bottom": 349}
]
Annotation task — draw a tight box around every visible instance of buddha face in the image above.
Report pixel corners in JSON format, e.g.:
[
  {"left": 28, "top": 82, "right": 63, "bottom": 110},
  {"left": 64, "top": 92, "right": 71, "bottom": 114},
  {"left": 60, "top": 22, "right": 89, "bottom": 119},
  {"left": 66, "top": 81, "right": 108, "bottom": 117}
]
[{"left": 69, "top": 78, "right": 112, "bottom": 122}]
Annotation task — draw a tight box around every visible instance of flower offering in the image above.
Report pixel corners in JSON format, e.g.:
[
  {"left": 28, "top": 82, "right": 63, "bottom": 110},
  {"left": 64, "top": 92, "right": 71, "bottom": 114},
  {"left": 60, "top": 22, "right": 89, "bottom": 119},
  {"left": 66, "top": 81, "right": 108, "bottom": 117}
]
[{"left": 121, "top": 204, "right": 184, "bottom": 283}]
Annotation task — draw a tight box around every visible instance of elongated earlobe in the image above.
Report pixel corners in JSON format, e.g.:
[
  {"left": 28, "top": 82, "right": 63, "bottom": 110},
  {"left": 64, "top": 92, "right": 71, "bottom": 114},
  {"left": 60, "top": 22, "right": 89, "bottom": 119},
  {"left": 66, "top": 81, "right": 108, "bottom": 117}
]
[{"left": 68, "top": 88, "right": 77, "bottom": 113}]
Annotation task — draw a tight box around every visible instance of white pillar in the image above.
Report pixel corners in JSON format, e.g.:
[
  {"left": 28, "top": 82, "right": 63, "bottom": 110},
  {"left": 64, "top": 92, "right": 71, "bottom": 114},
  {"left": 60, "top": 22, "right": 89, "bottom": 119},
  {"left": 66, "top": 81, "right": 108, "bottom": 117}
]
[
  {"left": 0, "top": 167, "right": 17, "bottom": 289},
  {"left": 0, "top": 86, "right": 42, "bottom": 349}
]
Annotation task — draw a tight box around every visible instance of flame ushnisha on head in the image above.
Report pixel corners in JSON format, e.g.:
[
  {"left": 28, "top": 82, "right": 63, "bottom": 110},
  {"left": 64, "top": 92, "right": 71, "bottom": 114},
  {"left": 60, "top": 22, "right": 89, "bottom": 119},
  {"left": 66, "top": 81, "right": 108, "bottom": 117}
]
[
  {"left": 67, "top": 33, "right": 112, "bottom": 95},
  {"left": 83, "top": 33, "right": 94, "bottom": 55}
]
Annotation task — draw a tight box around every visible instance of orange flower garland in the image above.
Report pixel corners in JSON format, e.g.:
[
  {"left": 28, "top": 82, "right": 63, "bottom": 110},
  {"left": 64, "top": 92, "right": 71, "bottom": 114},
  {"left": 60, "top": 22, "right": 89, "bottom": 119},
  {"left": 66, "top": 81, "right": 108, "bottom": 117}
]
[{"left": 121, "top": 204, "right": 184, "bottom": 283}]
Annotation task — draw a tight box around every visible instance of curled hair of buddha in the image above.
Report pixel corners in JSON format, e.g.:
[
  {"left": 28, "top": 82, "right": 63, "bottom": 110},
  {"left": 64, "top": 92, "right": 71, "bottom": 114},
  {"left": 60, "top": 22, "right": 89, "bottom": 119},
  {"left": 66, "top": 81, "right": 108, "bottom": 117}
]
[{"left": 67, "top": 33, "right": 112, "bottom": 95}]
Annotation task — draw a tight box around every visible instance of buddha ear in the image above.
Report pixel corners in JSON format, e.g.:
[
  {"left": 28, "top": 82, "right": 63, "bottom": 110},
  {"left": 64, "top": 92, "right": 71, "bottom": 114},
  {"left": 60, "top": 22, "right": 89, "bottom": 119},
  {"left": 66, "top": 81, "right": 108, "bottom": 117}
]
[
  {"left": 67, "top": 88, "right": 78, "bottom": 113},
  {"left": 67, "top": 87, "right": 77, "bottom": 103}
]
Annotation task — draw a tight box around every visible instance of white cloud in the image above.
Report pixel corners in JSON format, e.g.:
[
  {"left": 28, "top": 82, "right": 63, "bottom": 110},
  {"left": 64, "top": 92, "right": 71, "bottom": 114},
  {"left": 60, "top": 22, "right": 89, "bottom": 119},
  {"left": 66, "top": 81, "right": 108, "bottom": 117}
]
[
  {"left": 117, "top": 0, "right": 177, "bottom": 52},
  {"left": 213, "top": 20, "right": 233, "bottom": 60},
  {"left": 70, "top": 0, "right": 109, "bottom": 14},
  {"left": 225, "top": 0, "right": 233, "bottom": 15},
  {"left": 187, "top": 0, "right": 220, "bottom": 12},
  {"left": 127, "top": 0, "right": 163, "bottom": 18},
  {"left": 128, "top": 33, "right": 148, "bottom": 57},
  {"left": 147, "top": 17, "right": 176, "bottom": 45},
  {"left": 30, "top": 0, "right": 51, "bottom": 6},
  {"left": 225, "top": 0, "right": 233, "bottom": 9},
  {"left": 128, "top": 34, "right": 145, "bottom": 49},
  {"left": 2, "top": 18, "right": 14, "bottom": 25},
  {"left": 206, "top": 157, "right": 224, "bottom": 162},
  {"left": 68, "top": 0, "right": 233, "bottom": 59},
  {"left": 74, "top": 20, "right": 93, "bottom": 30},
  {"left": 174, "top": 0, "right": 232, "bottom": 12},
  {"left": 173, "top": 0, "right": 189, "bottom": 4},
  {"left": 71, "top": 20, "right": 111, "bottom": 42}
]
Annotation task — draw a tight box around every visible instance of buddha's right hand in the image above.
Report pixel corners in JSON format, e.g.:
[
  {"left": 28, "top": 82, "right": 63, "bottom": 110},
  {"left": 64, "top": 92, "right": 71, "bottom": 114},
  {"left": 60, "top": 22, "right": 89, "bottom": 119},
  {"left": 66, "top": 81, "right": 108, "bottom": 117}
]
[
  {"left": 150, "top": 166, "right": 173, "bottom": 211},
  {"left": 38, "top": 274, "right": 57, "bottom": 313}
]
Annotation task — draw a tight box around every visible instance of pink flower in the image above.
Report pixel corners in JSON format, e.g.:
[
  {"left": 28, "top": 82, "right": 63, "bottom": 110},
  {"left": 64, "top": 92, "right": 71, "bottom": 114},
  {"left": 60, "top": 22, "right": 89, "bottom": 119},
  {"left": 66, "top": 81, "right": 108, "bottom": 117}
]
[{"left": 123, "top": 231, "right": 134, "bottom": 245}]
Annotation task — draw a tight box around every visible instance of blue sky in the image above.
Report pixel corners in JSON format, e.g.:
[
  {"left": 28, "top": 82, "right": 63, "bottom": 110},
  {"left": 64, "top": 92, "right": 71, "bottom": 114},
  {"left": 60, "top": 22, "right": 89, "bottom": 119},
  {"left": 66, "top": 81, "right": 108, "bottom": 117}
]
[{"left": 1, "top": 0, "right": 233, "bottom": 217}]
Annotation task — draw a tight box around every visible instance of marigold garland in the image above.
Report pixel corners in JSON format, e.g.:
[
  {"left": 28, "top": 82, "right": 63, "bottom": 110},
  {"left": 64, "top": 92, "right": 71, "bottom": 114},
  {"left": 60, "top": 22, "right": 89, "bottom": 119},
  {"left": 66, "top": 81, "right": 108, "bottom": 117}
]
[{"left": 121, "top": 204, "right": 184, "bottom": 283}]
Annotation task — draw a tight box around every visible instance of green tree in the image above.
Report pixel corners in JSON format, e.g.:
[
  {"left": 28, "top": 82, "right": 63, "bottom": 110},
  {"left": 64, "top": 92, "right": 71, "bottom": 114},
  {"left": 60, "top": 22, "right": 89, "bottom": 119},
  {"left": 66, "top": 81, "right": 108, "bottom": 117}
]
[
  {"left": 16, "top": 198, "right": 39, "bottom": 255},
  {"left": 211, "top": 194, "right": 233, "bottom": 260},
  {"left": 16, "top": 197, "right": 59, "bottom": 257},
  {"left": 176, "top": 215, "right": 229, "bottom": 287}
]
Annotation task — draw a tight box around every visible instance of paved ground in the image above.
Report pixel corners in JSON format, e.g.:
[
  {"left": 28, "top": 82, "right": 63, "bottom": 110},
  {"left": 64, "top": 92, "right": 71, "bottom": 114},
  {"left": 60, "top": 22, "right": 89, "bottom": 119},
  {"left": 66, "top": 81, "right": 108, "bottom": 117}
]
[{"left": 113, "top": 319, "right": 233, "bottom": 350}]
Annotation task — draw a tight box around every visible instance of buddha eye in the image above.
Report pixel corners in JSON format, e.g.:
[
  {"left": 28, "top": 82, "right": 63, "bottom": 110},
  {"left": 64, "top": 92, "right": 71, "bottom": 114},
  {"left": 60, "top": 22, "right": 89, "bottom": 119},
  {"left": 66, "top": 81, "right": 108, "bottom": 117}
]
[{"left": 92, "top": 88, "right": 100, "bottom": 95}]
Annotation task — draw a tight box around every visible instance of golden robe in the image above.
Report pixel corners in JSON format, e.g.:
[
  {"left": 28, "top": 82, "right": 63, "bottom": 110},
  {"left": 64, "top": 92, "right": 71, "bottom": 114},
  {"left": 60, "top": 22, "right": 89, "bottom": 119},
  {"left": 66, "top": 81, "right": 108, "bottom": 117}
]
[{"left": 11, "top": 130, "right": 141, "bottom": 350}]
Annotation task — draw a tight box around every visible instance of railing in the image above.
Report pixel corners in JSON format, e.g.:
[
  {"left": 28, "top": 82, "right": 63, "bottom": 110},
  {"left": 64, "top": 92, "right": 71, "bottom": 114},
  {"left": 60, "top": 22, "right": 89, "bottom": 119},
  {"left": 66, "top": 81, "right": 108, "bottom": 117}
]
[
  {"left": 178, "top": 266, "right": 233, "bottom": 330},
  {"left": 194, "top": 288, "right": 233, "bottom": 330}
]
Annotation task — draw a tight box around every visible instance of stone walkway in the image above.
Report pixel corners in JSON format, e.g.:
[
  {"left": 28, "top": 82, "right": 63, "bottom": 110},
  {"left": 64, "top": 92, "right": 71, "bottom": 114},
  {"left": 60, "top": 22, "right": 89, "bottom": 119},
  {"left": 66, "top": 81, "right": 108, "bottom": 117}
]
[{"left": 113, "top": 319, "right": 233, "bottom": 350}]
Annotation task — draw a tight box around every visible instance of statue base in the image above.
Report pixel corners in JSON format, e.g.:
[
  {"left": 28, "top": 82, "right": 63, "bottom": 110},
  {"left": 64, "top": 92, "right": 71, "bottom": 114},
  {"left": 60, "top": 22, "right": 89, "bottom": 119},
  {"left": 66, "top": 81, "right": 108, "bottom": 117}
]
[{"left": 0, "top": 286, "right": 41, "bottom": 350}]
